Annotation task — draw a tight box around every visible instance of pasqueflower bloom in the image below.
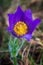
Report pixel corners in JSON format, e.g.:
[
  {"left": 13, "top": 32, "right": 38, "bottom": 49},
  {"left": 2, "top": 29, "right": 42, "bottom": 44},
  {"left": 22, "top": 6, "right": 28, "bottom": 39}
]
[{"left": 7, "top": 6, "right": 41, "bottom": 40}]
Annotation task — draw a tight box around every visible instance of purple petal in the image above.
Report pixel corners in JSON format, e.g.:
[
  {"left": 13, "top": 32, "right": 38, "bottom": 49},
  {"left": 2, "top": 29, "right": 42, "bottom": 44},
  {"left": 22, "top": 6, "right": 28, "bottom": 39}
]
[
  {"left": 7, "top": 27, "right": 12, "bottom": 32},
  {"left": 25, "top": 9, "right": 32, "bottom": 20},
  {"left": 29, "top": 18, "right": 41, "bottom": 34},
  {"left": 8, "top": 6, "right": 24, "bottom": 29},
  {"left": 8, "top": 14, "right": 14, "bottom": 29},
  {"left": 22, "top": 34, "right": 32, "bottom": 41},
  {"left": 23, "top": 16, "right": 33, "bottom": 33},
  {"left": 8, "top": 28, "right": 32, "bottom": 41}
]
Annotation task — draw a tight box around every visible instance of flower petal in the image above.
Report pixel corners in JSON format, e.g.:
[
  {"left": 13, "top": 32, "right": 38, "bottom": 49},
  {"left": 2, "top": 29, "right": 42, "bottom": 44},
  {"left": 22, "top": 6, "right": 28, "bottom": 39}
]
[
  {"left": 22, "top": 34, "right": 32, "bottom": 41},
  {"left": 29, "top": 18, "right": 41, "bottom": 34},
  {"left": 22, "top": 15, "right": 33, "bottom": 33},
  {"left": 25, "top": 9, "right": 32, "bottom": 20},
  {"left": 8, "top": 6, "right": 24, "bottom": 29},
  {"left": 8, "top": 28, "right": 32, "bottom": 40},
  {"left": 7, "top": 27, "right": 11, "bottom": 32},
  {"left": 8, "top": 14, "right": 14, "bottom": 29}
]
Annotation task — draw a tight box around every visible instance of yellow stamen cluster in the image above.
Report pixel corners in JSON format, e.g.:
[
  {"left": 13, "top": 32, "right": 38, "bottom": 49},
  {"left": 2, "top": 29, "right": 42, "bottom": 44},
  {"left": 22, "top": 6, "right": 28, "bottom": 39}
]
[{"left": 13, "top": 21, "right": 28, "bottom": 36}]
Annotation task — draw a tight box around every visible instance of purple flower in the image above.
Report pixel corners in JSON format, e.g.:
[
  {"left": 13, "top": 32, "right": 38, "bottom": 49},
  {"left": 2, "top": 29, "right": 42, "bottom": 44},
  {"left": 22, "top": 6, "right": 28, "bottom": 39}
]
[{"left": 7, "top": 6, "right": 41, "bottom": 41}]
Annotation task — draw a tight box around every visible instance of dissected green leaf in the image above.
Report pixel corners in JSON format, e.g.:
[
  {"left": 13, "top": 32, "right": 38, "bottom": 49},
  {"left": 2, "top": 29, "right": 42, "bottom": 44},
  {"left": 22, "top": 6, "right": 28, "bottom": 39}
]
[{"left": 9, "top": 36, "right": 25, "bottom": 57}]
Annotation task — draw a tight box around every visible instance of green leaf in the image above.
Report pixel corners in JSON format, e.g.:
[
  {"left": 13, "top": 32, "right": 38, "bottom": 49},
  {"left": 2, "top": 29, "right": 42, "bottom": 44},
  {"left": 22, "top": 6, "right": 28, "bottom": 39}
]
[
  {"left": 9, "top": 35, "right": 25, "bottom": 57},
  {"left": 28, "top": 55, "right": 35, "bottom": 65}
]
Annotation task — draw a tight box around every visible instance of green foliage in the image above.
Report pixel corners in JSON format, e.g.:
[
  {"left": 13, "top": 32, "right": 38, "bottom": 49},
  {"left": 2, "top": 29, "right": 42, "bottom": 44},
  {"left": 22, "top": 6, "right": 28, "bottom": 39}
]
[
  {"left": 13, "top": 57, "right": 17, "bottom": 65},
  {"left": 0, "top": 0, "right": 12, "bottom": 12},
  {"left": 0, "top": 29, "right": 9, "bottom": 51},
  {"left": 20, "top": 0, "right": 31, "bottom": 6},
  {"left": 39, "top": 50, "right": 43, "bottom": 65},
  {"left": 9, "top": 36, "right": 25, "bottom": 57},
  {"left": 39, "top": 21, "right": 43, "bottom": 32},
  {"left": 17, "top": 54, "right": 22, "bottom": 60},
  {"left": 28, "top": 55, "right": 35, "bottom": 65},
  {"left": 9, "top": 36, "right": 25, "bottom": 65}
]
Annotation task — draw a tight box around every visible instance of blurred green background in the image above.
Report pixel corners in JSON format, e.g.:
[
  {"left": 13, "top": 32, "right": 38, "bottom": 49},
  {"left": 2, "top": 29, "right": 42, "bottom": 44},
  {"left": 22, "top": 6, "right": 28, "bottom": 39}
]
[{"left": 0, "top": 0, "right": 43, "bottom": 65}]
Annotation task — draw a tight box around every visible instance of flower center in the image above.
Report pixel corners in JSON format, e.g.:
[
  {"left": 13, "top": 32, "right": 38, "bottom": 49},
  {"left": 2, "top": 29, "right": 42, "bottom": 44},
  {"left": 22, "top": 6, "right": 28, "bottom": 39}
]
[{"left": 13, "top": 21, "right": 28, "bottom": 36}]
